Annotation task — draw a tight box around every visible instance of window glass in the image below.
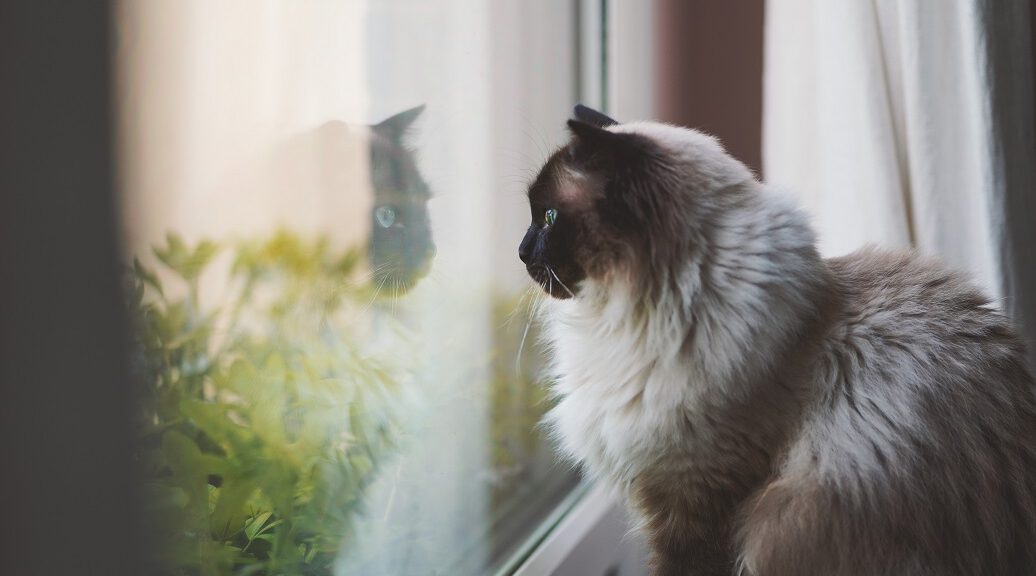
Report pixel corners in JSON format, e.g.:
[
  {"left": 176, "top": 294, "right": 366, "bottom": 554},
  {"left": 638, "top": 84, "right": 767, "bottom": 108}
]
[{"left": 117, "top": 2, "right": 583, "bottom": 574}]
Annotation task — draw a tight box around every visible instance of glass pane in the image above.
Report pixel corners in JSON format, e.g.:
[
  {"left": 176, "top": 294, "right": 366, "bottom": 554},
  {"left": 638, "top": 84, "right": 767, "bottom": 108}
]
[{"left": 116, "top": 1, "right": 582, "bottom": 574}]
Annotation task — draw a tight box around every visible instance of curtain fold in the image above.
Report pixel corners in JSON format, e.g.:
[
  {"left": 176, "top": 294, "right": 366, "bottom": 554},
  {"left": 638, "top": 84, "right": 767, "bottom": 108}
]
[{"left": 764, "top": 0, "right": 1036, "bottom": 368}]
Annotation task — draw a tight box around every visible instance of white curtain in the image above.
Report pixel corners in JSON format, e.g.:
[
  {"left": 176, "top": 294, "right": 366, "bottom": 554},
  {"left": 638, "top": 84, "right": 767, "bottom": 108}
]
[{"left": 764, "top": 0, "right": 1036, "bottom": 368}]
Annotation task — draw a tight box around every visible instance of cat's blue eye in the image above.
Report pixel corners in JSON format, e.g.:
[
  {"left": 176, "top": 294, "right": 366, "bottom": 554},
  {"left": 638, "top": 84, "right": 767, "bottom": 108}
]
[
  {"left": 375, "top": 206, "right": 397, "bottom": 228},
  {"left": 545, "top": 208, "right": 558, "bottom": 226}
]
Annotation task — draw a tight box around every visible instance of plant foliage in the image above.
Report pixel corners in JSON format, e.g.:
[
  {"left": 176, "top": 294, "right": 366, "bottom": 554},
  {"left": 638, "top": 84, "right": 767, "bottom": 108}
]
[{"left": 129, "top": 231, "right": 401, "bottom": 575}]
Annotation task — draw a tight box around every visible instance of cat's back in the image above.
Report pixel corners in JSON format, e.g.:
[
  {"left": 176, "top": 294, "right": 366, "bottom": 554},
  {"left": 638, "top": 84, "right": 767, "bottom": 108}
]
[
  {"left": 823, "top": 247, "right": 1032, "bottom": 398},
  {"left": 738, "top": 247, "right": 1036, "bottom": 575}
]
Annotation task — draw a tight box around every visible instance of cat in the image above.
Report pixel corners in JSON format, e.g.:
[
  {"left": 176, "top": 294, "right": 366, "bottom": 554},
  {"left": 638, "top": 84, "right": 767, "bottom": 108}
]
[
  {"left": 364, "top": 105, "right": 435, "bottom": 291},
  {"left": 520, "top": 104, "right": 1036, "bottom": 575},
  {"left": 304, "top": 105, "right": 435, "bottom": 292}
]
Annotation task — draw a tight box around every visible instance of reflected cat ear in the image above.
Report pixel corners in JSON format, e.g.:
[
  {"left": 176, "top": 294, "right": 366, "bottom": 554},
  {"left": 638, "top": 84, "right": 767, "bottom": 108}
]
[
  {"left": 373, "top": 104, "right": 426, "bottom": 142},
  {"left": 573, "top": 104, "right": 618, "bottom": 128}
]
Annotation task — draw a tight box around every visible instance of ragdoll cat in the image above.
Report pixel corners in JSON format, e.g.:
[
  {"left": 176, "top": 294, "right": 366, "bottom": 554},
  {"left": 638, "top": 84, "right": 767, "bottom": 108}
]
[
  {"left": 307, "top": 105, "right": 435, "bottom": 292},
  {"left": 365, "top": 105, "right": 435, "bottom": 291},
  {"left": 520, "top": 105, "right": 1036, "bottom": 575}
]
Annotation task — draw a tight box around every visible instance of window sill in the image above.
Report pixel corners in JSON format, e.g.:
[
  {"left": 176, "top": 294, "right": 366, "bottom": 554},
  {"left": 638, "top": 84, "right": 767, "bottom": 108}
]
[{"left": 511, "top": 481, "right": 648, "bottom": 576}]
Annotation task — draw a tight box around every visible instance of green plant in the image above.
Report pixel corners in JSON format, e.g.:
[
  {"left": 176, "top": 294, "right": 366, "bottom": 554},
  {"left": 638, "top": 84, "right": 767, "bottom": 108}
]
[{"left": 130, "top": 231, "right": 402, "bottom": 575}]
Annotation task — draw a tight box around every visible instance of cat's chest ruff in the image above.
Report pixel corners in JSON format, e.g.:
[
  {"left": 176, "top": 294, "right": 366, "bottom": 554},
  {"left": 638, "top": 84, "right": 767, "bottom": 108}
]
[{"left": 545, "top": 307, "right": 698, "bottom": 481}]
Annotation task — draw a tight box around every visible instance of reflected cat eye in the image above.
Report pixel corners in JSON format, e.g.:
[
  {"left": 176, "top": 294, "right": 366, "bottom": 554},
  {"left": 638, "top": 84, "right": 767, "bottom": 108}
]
[
  {"left": 545, "top": 208, "right": 558, "bottom": 226},
  {"left": 375, "top": 206, "right": 397, "bottom": 228}
]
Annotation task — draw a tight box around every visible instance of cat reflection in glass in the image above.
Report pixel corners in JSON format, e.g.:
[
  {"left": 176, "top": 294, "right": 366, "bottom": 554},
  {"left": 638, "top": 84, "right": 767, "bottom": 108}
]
[
  {"left": 365, "top": 105, "right": 435, "bottom": 293},
  {"left": 522, "top": 105, "right": 1036, "bottom": 575},
  {"left": 301, "top": 105, "right": 435, "bottom": 297}
]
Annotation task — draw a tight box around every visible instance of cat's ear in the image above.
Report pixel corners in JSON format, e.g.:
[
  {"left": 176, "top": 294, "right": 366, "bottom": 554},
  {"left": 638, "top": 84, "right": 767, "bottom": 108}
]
[
  {"left": 573, "top": 104, "right": 618, "bottom": 128},
  {"left": 373, "top": 104, "right": 425, "bottom": 142},
  {"left": 568, "top": 104, "right": 621, "bottom": 146},
  {"left": 567, "top": 119, "right": 643, "bottom": 157},
  {"left": 567, "top": 118, "right": 652, "bottom": 171},
  {"left": 566, "top": 119, "right": 622, "bottom": 145}
]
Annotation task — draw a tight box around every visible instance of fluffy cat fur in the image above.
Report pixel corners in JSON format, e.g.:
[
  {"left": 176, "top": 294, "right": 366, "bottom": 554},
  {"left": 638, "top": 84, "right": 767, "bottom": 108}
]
[{"left": 520, "top": 105, "right": 1036, "bottom": 575}]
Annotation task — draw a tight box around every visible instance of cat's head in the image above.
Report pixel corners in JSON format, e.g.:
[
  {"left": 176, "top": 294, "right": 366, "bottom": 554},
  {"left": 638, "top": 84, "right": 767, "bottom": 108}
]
[
  {"left": 368, "top": 105, "right": 436, "bottom": 291},
  {"left": 519, "top": 105, "right": 753, "bottom": 300}
]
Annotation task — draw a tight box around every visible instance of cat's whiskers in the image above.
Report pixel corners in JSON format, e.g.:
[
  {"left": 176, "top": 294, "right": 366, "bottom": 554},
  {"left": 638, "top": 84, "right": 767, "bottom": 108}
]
[
  {"left": 357, "top": 275, "right": 390, "bottom": 317},
  {"left": 519, "top": 108, "right": 554, "bottom": 165},
  {"left": 390, "top": 279, "right": 400, "bottom": 315},
  {"left": 547, "top": 265, "right": 575, "bottom": 298},
  {"left": 511, "top": 285, "right": 543, "bottom": 377},
  {"left": 503, "top": 285, "right": 537, "bottom": 328},
  {"left": 357, "top": 261, "right": 394, "bottom": 285}
]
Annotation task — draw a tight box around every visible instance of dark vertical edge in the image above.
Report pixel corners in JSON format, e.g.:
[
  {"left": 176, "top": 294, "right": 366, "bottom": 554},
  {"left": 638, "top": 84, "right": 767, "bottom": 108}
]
[
  {"left": 986, "top": 0, "right": 1036, "bottom": 371},
  {"left": 0, "top": 1, "right": 141, "bottom": 575}
]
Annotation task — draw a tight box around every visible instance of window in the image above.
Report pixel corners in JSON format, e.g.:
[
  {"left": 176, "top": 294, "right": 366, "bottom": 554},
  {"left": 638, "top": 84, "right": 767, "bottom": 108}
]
[{"left": 116, "top": 1, "right": 591, "bottom": 574}]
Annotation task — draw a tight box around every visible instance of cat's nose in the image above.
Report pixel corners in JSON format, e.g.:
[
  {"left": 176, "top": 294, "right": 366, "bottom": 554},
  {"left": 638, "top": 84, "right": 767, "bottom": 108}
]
[
  {"left": 519, "top": 226, "right": 538, "bottom": 264},
  {"left": 519, "top": 236, "right": 533, "bottom": 264}
]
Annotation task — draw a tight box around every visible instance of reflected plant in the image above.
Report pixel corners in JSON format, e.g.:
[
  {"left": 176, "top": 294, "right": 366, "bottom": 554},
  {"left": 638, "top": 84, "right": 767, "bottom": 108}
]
[
  {"left": 488, "top": 293, "right": 552, "bottom": 477},
  {"left": 129, "top": 231, "right": 403, "bottom": 575},
  {"left": 484, "top": 293, "right": 581, "bottom": 565}
]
